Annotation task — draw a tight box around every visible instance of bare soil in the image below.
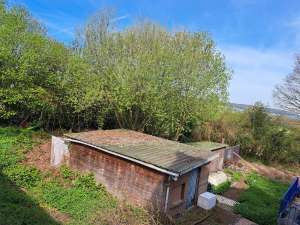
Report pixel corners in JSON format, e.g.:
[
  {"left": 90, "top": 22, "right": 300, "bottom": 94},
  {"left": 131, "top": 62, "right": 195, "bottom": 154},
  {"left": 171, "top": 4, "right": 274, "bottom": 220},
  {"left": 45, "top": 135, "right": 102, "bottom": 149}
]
[
  {"left": 23, "top": 141, "right": 52, "bottom": 171},
  {"left": 250, "top": 162, "right": 295, "bottom": 183},
  {"left": 197, "top": 206, "right": 239, "bottom": 225},
  {"left": 47, "top": 208, "right": 70, "bottom": 224},
  {"left": 223, "top": 180, "right": 248, "bottom": 201},
  {"left": 229, "top": 155, "right": 296, "bottom": 183},
  {"left": 23, "top": 140, "right": 70, "bottom": 223}
]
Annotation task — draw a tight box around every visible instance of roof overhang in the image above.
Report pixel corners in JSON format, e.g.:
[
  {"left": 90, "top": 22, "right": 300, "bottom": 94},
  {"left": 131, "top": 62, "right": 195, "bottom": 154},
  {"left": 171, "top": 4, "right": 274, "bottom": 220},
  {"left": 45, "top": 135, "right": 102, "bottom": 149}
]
[
  {"left": 65, "top": 138, "right": 180, "bottom": 178},
  {"left": 65, "top": 137, "right": 217, "bottom": 177}
]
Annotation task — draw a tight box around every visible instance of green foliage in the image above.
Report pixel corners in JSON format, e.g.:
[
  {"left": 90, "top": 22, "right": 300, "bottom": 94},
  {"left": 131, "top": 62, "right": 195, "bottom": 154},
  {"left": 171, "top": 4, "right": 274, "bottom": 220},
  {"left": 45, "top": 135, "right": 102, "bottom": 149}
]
[
  {"left": 35, "top": 179, "right": 116, "bottom": 222},
  {"left": 0, "top": 2, "right": 231, "bottom": 140},
  {"left": 0, "top": 2, "right": 102, "bottom": 130},
  {"left": 0, "top": 173, "right": 60, "bottom": 225},
  {"left": 194, "top": 102, "right": 300, "bottom": 163},
  {"left": 224, "top": 169, "right": 244, "bottom": 182},
  {"left": 3, "top": 164, "right": 41, "bottom": 188},
  {"left": 234, "top": 173, "right": 288, "bottom": 225},
  {"left": 0, "top": 126, "right": 119, "bottom": 225},
  {"left": 59, "top": 164, "right": 77, "bottom": 180},
  {"left": 73, "top": 173, "right": 105, "bottom": 191},
  {"left": 0, "top": 127, "right": 34, "bottom": 168},
  {"left": 211, "top": 181, "right": 231, "bottom": 194},
  {"left": 73, "top": 12, "right": 231, "bottom": 140},
  {"left": 0, "top": 126, "right": 60, "bottom": 224}
]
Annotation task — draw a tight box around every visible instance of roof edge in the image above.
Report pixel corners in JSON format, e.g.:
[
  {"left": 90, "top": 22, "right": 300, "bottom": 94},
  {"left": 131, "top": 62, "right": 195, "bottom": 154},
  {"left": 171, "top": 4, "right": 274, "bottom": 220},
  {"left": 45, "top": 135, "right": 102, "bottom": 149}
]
[
  {"left": 179, "top": 153, "right": 218, "bottom": 175},
  {"left": 65, "top": 138, "right": 180, "bottom": 177}
]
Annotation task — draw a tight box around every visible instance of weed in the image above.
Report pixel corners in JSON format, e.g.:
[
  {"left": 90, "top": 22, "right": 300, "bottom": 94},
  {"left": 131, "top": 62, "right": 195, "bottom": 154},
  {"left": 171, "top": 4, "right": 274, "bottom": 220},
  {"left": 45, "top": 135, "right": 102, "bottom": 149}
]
[
  {"left": 3, "top": 164, "right": 41, "bottom": 188},
  {"left": 211, "top": 181, "right": 231, "bottom": 194}
]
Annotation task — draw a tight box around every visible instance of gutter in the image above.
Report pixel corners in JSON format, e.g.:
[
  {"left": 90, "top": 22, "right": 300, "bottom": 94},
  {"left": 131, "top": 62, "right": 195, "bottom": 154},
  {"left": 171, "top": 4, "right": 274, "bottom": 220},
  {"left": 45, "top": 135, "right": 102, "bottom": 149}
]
[{"left": 65, "top": 138, "right": 180, "bottom": 178}]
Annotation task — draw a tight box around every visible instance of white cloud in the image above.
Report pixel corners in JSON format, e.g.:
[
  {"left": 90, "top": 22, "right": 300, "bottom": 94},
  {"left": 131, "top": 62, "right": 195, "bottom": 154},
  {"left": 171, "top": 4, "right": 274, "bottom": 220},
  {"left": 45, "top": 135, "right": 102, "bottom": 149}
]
[
  {"left": 287, "top": 16, "right": 300, "bottom": 27},
  {"left": 111, "top": 14, "right": 130, "bottom": 23},
  {"left": 220, "top": 45, "right": 295, "bottom": 106}
]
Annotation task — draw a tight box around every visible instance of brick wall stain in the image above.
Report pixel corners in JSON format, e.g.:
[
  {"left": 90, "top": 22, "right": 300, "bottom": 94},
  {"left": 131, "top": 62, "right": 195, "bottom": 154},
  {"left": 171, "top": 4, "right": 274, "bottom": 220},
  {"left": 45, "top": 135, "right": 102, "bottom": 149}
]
[{"left": 69, "top": 143, "right": 167, "bottom": 208}]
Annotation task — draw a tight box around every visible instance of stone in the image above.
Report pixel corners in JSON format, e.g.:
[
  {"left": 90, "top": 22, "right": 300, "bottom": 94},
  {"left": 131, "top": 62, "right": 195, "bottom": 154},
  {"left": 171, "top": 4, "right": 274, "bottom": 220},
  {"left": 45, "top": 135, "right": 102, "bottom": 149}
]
[{"left": 208, "top": 171, "right": 228, "bottom": 186}]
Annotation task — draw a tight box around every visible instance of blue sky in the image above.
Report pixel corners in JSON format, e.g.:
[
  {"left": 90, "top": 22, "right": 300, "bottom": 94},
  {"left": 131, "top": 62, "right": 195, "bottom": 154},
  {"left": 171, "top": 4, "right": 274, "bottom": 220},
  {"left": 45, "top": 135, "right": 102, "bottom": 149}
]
[{"left": 10, "top": 0, "right": 300, "bottom": 107}]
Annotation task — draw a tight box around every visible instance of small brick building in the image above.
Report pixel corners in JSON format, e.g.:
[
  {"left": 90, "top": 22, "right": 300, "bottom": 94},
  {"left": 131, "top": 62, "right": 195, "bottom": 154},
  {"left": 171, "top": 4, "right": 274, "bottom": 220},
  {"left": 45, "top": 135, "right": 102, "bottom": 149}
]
[
  {"left": 187, "top": 141, "right": 228, "bottom": 172},
  {"left": 52, "top": 129, "right": 217, "bottom": 215}
]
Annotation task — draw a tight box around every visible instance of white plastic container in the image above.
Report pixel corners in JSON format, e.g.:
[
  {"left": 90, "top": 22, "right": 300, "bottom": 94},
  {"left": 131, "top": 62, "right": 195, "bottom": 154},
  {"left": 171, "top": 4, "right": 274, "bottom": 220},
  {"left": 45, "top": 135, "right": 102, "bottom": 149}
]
[{"left": 197, "top": 192, "right": 216, "bottom": 210}]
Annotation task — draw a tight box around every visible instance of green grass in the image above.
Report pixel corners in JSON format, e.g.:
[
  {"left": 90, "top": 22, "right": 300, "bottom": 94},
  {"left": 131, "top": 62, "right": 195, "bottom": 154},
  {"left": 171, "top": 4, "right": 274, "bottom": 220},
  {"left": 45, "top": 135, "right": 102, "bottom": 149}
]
[
  {"left": 233, "top": 173, "right": 288, "bottom": 225},
  {"left": 0, "top": 126, "right": 126, "bottom": 225},
  {"left": 211, "top": 181, "right": 231, "bottom": 195},
  {"left": 224, "top": 168, "right": 244, "bottom": 182}
]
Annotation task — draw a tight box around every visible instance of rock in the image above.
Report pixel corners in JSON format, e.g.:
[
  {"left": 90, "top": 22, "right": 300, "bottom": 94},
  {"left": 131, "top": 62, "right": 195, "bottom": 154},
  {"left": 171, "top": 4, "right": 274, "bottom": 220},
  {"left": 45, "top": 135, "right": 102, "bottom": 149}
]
[{"left": 209, "top": 171, "right": 228, "bottom": 186}]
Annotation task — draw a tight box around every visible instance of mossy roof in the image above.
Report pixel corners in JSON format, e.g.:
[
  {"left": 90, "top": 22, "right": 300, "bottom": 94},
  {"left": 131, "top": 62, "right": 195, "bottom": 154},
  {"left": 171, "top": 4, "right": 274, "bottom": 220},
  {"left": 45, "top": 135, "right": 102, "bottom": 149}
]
[
  {"left": 187, "top": 141, "right": 228, "bottom": 151},
  {"left": 64, "top": 129, "right": 217, "bottom": 176}
]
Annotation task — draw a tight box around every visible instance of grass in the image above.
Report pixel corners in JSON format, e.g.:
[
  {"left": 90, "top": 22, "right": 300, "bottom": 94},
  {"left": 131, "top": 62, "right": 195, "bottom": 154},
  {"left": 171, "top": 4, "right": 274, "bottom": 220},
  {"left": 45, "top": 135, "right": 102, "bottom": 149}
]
[
  {"left": 0, "top": 126, "right": 153, "bottom": 225},
  {"left": 211, "top": 181, "right": 231, "bottom": 195},
  {"left": 226, "top": 170, "right": 289, "bottom": 225}
]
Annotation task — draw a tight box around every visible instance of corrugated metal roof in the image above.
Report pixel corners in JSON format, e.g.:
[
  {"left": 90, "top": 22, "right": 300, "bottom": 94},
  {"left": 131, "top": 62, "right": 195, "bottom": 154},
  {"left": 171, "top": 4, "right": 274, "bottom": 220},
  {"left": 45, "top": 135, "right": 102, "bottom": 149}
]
[
  {"left": 64, "top": 129, "right": 217, "bottom": 176},
  {"left": 187, "top": 141, "right": 228, "bottom": 151}
]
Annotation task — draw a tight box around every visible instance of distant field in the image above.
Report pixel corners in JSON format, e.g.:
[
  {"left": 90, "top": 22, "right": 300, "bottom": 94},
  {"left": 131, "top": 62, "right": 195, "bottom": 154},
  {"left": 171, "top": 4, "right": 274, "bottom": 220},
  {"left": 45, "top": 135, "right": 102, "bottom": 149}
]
[{"left": 231, "top": 103, "right": 300, "bottom": 121}]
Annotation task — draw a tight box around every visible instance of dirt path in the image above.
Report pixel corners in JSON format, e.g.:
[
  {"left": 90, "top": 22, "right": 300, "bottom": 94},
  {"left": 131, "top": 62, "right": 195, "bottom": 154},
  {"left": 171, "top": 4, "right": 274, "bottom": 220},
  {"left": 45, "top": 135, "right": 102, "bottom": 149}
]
[
  {"left": 223, "top": 180, "right": 248, "bottom": 201},
  {"left": 198, "top": 206, "right": 257, "bottom": 225},
  {"left": 231, "top": 153, "right": 297, "bottom": 183}
]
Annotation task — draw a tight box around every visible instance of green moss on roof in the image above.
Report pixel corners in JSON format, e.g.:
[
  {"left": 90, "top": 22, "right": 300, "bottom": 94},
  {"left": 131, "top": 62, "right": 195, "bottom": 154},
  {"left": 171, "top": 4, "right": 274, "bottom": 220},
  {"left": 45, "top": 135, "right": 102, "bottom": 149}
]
[
  {"left": 187, "top": 141, "right": 228, "bottom": 151},
  {"left": 64, "top": 129, "right": 217, "bottom": 175}
]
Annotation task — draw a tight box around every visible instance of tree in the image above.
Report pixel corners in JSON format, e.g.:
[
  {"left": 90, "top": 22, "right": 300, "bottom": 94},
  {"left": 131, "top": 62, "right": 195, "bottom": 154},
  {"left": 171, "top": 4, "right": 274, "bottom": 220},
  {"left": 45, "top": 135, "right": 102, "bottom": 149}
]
[
  {"left": 273, "top": 55, "right": 300, "bottom": 114},
  {"left": 77, "top": 11, "right": 231, "bottom": 140},
  {"left": 0, "top": 2, "right": 102, "bottom": 130}
]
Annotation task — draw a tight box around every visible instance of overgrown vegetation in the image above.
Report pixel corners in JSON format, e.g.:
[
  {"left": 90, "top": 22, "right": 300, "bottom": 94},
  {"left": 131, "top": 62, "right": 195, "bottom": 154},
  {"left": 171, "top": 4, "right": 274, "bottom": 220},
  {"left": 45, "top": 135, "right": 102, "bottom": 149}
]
[
  {"left": 0, "top": 127, "right": 161, "bottom": 225},
  {"left": 0, "top": 2, "right": 231, "bottom": 141},
  {"left": 210, "top": 181, "right": 231, "bottom": 195},
  {"left": 192, "top": 102, "right": 300, "bottom": 163}
]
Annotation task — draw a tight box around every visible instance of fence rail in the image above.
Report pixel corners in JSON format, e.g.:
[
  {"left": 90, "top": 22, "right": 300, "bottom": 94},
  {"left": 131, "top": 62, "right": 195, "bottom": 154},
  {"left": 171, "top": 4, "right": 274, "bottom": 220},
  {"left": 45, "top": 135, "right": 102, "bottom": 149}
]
[{"left": 224, "top": 145, "right": 240, "bottom": 161}]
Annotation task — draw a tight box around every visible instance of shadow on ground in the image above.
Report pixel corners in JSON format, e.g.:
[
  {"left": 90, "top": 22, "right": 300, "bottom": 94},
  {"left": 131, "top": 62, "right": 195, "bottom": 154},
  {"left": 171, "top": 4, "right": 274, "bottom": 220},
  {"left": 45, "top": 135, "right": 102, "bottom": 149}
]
[{"left": 0, "top": 171, "right": 61, "bottom": 225}]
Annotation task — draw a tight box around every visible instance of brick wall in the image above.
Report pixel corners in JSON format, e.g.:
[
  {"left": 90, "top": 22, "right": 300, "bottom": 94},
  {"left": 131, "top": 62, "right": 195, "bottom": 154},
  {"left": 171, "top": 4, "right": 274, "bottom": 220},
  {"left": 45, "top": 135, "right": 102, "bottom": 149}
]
[
  {"left": 69, "top": 143, "right": 167, "bottom": 208},
  {"left": 167, "top": 164, "right": 210, "bottom": 215},
  {"left": 208, "top": 148, "right": 226, "bottom": 172},
  {"left": 198, "top": 164, "right": 210, "bottom": 194},
  {"left": 167, "top": 172, "right": 191, "bottom": 215}
]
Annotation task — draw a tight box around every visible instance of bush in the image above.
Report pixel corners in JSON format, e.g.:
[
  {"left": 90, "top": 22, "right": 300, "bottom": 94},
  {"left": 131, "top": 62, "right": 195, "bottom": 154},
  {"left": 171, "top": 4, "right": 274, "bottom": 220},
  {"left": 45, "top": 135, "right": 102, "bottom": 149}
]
[
  {"left": 193, "top": 103, "right": 300, "bottom": 164},
  {"left": 60, "top": 164, "right": 77, "bottom": 180},
  {"left": 73, "top": 173, "right": 102, "bottom": 191}
]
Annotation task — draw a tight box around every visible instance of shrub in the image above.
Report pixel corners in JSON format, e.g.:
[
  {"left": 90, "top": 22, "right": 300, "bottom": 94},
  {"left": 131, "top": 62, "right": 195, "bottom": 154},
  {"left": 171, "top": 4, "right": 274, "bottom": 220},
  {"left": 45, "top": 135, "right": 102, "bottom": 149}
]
[
  {"left": 60, "top": 164, "right": 77, "bottom": 180},
  {"left": 73, "top": 173, "right": 104, "bottom": 191}
]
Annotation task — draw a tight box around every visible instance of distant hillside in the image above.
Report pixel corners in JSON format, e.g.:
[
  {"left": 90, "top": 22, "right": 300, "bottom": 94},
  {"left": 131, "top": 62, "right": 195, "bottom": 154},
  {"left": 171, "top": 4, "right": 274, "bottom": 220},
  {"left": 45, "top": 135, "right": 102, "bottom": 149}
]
[{"left": 230, "top": 103, "right": 300, "bottom": 120}]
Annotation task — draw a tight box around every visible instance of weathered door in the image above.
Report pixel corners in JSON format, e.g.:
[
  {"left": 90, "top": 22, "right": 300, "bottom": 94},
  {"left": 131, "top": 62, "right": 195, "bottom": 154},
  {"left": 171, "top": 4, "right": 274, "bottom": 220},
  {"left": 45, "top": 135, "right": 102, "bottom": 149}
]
[{"left": 186, "top": 168, "right": 199, "bottom": 208}]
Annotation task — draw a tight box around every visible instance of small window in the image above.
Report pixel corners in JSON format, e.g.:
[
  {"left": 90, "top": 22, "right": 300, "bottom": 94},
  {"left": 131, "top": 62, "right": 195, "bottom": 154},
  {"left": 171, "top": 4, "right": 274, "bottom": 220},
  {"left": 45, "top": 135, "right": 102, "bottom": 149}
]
[{"left": 181, "top": 183, "right": 185, "bottom": 200}]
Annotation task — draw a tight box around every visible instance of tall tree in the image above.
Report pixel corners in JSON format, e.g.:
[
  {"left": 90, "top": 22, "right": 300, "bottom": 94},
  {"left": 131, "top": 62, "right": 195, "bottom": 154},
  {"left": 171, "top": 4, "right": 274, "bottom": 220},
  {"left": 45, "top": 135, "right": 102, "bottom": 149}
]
[
  {"left": 274, "top": 55, "right": 300, "bottom": 114},
  {"left": 77, "top": 11, "right": 231, "bottom": 139},
  {"left": 0, "top": 2, "right": 102, "bottom": 129}
]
